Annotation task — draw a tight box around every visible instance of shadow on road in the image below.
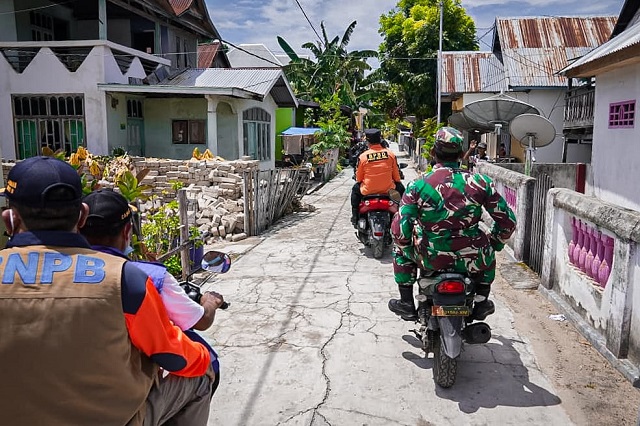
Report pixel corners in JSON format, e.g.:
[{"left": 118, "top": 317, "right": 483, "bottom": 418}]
[{"left": 400, "top": 334, "right": 562, "bottom": 413}]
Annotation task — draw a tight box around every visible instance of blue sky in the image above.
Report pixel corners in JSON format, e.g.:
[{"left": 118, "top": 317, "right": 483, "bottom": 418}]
[{"left": 204, "top": 0, "right": 624, "bottom": 58}]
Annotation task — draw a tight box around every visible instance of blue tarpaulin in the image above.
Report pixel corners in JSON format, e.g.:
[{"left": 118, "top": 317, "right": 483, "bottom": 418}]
[{"left": 281, "top": 127, "right": 322, "bottom": 136}]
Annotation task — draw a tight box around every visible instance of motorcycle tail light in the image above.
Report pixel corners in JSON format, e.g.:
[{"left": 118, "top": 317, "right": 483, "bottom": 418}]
[
  {"left": 373, "top": 231, "right": 384, "bottom": 237},
  {"left": 437, "top": 280, "right": 465, "bottom": 294}
]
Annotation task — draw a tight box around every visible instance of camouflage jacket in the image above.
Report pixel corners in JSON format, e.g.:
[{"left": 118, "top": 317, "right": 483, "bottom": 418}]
[{"left": 391, "top": 162, "right": 517, "bottom": 272}]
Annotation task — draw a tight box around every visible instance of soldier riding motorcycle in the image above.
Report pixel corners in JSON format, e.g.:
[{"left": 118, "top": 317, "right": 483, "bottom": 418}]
[{"left": 388, "top": 126, "right": 517, "bottom": 387}]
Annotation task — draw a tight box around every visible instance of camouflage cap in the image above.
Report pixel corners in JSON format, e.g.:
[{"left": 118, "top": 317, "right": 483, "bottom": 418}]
[{"left": 434, "top": 126, "right": 464, "bottom": 154}]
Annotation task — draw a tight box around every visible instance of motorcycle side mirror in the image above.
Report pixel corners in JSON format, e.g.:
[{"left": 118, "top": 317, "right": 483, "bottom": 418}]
[{"left": 201, "top": 250, "right": 231, "bottom": 274}]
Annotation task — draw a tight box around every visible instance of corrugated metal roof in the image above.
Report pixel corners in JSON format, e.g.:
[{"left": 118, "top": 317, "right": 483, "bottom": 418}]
[
  {"left": 562, "top": 19, "right": 640, "bottom": 76},
  {"left": 495, "top": 16, "right": 617, "bottom": 87},
  {"left": 160, "top": 68, "right": 297, "bottom": 107},
  {"left": 441, "top": 51, "right": 507, "bottom": 93},
  {"left": 227, "top": 44, "right": 283, "bottom": 68},
  {"left": 197, "top": 42, "right": 220, "bottom": 68},
  {"left": 495, "top": 16, "right": 616, "bottom": 49}
]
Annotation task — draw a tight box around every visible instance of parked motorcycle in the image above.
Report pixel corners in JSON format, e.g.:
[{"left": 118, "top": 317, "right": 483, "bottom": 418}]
[
  {"left": 356, "top": 163, "right": 408, "bottom": 259},
  {"left": 411, "top": 271, "right": 492, "bottom": 388},
  {"left": 179, "top": 250, "right": 232, "bottom": 309}
]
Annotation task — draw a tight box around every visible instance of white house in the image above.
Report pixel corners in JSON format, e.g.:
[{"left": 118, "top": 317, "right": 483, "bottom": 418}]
[
  {"left": 0, "top": 0, "right": 296, "bottom": 169},
  {"left": 561, "top": 0, "right": 640, "bottom": 212}
]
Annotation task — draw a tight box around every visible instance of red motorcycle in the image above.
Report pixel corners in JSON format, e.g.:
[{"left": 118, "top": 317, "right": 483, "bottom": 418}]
[{"left": 356, "top": 193, "right": 399, "bottom": 258}]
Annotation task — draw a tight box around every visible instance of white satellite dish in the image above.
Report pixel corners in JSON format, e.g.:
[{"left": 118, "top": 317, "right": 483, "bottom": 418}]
[
  {"left": 510, "top": 114, "right": 556, "bottom": 148},
  {"left": 509, "top": 114, "right": 556, "bottom": 176}
]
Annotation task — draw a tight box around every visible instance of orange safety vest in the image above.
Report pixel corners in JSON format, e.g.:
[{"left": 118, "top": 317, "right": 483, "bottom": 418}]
[{"left": 356, "top": 145, "right": 401, "bottom": 195}]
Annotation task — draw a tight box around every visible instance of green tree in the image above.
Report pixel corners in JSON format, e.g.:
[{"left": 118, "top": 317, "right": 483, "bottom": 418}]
[
  {"left": 379, "top": 0, "right": 478, "bottom": 120},
  {"left": 278, "top": 21, "right": 378, "bottom": 109}
]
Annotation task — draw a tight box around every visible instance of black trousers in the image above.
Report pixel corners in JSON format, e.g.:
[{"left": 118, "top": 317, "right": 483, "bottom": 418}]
[{"left": 351, "top": 182, "right": 405, "bottom": 215}]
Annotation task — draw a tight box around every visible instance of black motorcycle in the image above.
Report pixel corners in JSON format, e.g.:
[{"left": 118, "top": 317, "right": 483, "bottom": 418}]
[{"left": 412, "top": 271, "right": 492, "bottom": 388}]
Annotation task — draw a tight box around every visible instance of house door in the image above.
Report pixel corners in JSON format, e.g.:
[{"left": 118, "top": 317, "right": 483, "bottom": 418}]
[{"left": 126, "top": 99, "right": 145, "bottom": 156}]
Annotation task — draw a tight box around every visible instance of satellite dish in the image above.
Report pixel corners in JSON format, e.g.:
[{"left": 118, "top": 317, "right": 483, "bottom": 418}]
[
  {"left": 463, "top": 93, "right": 540, "bottom": 127},
  {"left": 448, "top": 111, "right": 493, "bottom": 133},
  {"left": 510, "top": 114, "right": 556, "bottom": 148},
  {"left": 510, "top": 113, "right": 556, "bottom": 176}
]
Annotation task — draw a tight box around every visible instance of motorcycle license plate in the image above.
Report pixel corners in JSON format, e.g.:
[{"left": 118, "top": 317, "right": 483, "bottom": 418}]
[{"left": 432, "top": 306, "right": 471, "bottom": 316}]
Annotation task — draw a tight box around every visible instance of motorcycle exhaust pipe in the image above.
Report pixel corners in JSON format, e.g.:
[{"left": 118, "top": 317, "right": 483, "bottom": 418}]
[{"left": 463, "top": 322, "right": 492, "bottom": 344}]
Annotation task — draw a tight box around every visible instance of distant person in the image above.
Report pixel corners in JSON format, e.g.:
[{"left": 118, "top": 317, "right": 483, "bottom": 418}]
[
  {"left": 498, "top": 143, "right": 507, "bottom": 157},
  {"left": 350, "top": 128, "right": 404, "bottom": 227},
  {"left": 464, "top": 140, "right": 489, "bottom": 170}
]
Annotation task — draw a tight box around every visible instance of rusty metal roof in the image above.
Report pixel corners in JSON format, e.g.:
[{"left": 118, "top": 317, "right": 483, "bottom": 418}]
[
  {"left": 198, "top": 42, "right": 220, "bottom": 68},
  {"left": 494, "top": 16, "right": 617, "bottom": 87},
  {"left": 167, "top": 0, "right": 193, "bottom": 15},
  {"left": 561, "top": 20, "right": 640, "bottom": 76},
  {"left": 441, "top": 51, "right": 507, "bottom": 94}
]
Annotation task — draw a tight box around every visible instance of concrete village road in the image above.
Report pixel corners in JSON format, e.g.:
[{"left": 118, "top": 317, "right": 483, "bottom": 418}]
[{"left": 202, "top": 150, "right": 574, "bottom": 426}]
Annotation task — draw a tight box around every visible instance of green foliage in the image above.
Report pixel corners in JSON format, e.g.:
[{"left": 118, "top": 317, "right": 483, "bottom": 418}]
[
  {"left": 418, "top": 117, "right": 444, "bottom": 159},
  {"left": 141, "top": 199, "right": 181, "bottom": 256},
  {"left": 163, "top": 255, "right": 182, "bottom": 278},
  {"left": 379, "top": 0, "right": 478, "bottom": 120},
  {"left": 278, "top": 21, "right": 379, "bottom": 110},
  {"left": 311, "top": 95, "right": 351, "bottom": 154},
  {"left": 116, "top": 170, "right": 152, "bottom": 202}
]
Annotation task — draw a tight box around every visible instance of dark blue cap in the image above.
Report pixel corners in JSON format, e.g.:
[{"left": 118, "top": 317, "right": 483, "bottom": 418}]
[
  {"left": 1, "top": 156, "right": 83, "bottom": 208},
  {"left": 364, "top": 128, "right": 381, "bottom": 144}
]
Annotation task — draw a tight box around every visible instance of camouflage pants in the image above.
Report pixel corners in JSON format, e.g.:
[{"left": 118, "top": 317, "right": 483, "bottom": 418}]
[{"left": 392, "top": 245, "right": 496, "bottom": 291}]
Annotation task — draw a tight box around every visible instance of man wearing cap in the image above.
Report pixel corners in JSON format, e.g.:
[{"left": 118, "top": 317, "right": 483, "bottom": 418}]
[
  {"left": 350, "top": 128, "right": 404, "bottom": 227},
  {"left": 463, "top": 139, "right": 489, "bottom": 171},
  {"left": 388, "top": 127, "right": 517, "bottom": 321},
  {"left": 80, "top": 189, "right": 225, "bottom": 396},
  {"left": 0, "top": 156, "right": 214, "bottom": 425}
]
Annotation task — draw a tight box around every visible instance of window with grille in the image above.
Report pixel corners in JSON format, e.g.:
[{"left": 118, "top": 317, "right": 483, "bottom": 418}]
[
  {"left": 12, "top": 95, "right": 85, "bottom": 159},
  {"left": 30, "top": 11, "right": 54, "bottom": 41},
  {"left": 172, "top": 120, "right": 205, "bottom": 144},
  {"left": 609, "top": 100, "right": 635, "bottom": 128},
  {"left": 242, "top": 108, "right": 271, "bottom": 161}
]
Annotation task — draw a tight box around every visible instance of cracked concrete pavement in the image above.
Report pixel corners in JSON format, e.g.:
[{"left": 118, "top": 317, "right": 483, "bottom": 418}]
[{"left": 202, "top": 148, "right": 573, "bottom": 426}]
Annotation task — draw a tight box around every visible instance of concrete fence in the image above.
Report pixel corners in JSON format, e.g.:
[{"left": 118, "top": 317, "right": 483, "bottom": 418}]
[
  {"left": 542, "top": 188, "right": 640, "bottom": 369},
  {"left": 476, "top": 162, "right": 535, "bottom": 261}
]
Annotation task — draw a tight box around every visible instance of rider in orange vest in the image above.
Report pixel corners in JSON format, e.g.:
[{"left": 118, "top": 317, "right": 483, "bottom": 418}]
[{"left": 350, "top": 128, "right": 404, "bottom": 226}]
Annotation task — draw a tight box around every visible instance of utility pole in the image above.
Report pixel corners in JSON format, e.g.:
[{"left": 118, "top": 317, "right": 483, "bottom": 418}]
[{"left": 436, "top": 0, "right": 444, "bottom": 126}]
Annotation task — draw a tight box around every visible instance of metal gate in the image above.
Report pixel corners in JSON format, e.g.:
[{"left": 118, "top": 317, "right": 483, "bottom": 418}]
[{"left": 529, "top": 173, "right": 554, "bottom": 274}]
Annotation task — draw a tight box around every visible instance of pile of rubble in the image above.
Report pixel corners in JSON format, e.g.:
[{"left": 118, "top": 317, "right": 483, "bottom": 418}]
[{"left": 132, "top": 158, "right": 260, "bottom": 243}]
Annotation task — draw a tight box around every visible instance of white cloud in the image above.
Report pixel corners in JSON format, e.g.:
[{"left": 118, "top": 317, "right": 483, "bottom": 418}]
[{"left": 206, "top": 0, "right": 621, "bottom": 59}]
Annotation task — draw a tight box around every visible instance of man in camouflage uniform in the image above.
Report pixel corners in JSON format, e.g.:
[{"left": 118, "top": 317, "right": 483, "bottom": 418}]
[{"left": 388, "top": 126, "right": 517, "bottom": 321}]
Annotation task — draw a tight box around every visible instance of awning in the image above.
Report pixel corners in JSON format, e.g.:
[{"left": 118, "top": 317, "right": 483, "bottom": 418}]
[{"left": 281, "top": 127, "right": 322, "bottom": 136}]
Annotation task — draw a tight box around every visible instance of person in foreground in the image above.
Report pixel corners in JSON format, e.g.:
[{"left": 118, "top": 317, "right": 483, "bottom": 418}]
[
  {"left": 0, "top": 156, "right": 213, "bottom": 426},
  {"left": 80, "top": 188, "right": 225, "bottom": 394},
  {"left": 350, "top": 128, "right": 405, "bottom": 227},
  {"left": 388, "top": 127, "right": 517, "bottom": 321}
]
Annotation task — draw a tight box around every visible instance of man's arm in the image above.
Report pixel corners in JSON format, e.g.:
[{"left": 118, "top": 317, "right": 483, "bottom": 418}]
[
  {"left": 463, "top": 141, "right": 477, "bottom": 162},
  {"left": 159, "top": 272, "right": 225, "bottom": 331},
  {"left": 389, "top": 152, "right": 402, "bottom": 182},
  {"left": 479, "top": 175, "right": 517, "bottom": 250},
  {"left": 355, "top": 153, "right": 367, "bottom": 182},
  {"left": 121, "top": 263, "right": 210, "bottom": 377}
]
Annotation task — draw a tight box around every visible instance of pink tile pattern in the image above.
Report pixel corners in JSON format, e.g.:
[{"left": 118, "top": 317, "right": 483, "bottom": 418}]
[{"left": 568, "top": 217, "right": 614, "bottom": 288}]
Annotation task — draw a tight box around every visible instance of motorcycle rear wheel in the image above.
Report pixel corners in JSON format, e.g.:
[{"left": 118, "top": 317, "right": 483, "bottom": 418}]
[
  {"left": 371, "top": 239, "right": 384, "bottom": 258},
  {"left": 433, "top": 337, "right": 458, "bottom": 388}
]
